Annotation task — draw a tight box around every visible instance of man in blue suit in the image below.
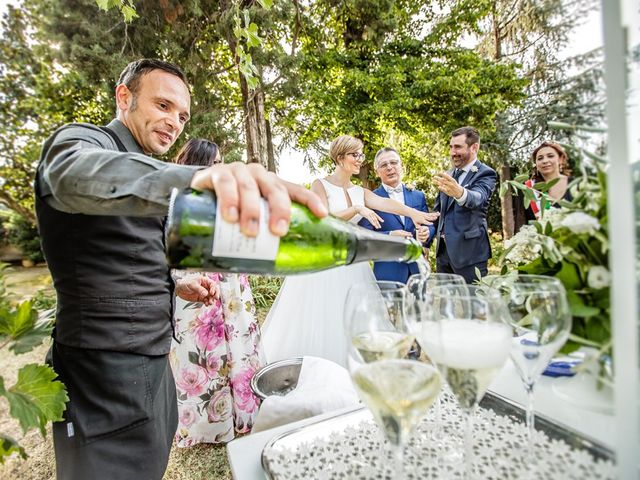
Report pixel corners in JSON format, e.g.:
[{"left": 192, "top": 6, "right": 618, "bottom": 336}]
[
  {"left": 359, "top": 147, "right": 435, "bottom": 283},
  {"left": 433, "top": 126, "right": 497, "bottom": 283}
]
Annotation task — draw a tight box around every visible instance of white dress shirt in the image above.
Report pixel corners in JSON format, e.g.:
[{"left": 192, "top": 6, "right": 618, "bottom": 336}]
[
  {"left": 382, "top": 183, "right": 405, "bottom": 223},
  {"left": 454, "top": 160, "right": 478, "bottom": 206}
]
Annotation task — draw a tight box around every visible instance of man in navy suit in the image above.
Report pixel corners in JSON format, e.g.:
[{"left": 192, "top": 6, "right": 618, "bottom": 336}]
[
  {"left": 433, "top": 126, "right": 497, "bottom": 283},
  {"left": 359, "top": 147, "right": 435, "bottom": 283}
]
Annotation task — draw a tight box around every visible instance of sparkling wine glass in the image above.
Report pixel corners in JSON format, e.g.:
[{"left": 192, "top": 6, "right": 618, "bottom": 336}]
[
  {"left": 344, "top": 281, "right": 442, "bottom": 479},
  {"left": 406, "top": 272, "right": 466, "bottom": 436},
  {"left": 429, "top": 284, "right": 512, "bottom": 479},
  {"left": 484, "top": 274, "right": 571, "bottom": 465}
]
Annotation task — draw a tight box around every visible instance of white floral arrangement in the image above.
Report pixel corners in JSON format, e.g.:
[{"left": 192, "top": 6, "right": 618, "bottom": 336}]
[{"left": 501, "top": 156, "right": 611, "bottom": 357}]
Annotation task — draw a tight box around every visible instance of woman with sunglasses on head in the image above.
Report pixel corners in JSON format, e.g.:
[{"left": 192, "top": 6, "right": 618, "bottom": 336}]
[
  {"left": 514, "top": 141, "right": 574, "bottom": 232},
  {"left": 261, "top": 135, "right": 438, "bottom": 367},
  {"left": 170, "top": 138, "right": 265, "bottom": 447}
]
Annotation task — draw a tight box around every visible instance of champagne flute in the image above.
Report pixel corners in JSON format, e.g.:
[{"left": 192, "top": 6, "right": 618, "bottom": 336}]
[
  {"left": 484, "top": 274, "right": 571, "bottom": 465},
  {"left": 345, "top": 281, "right": 441, "bottom": 479},
  {"left": 406, "top": 272, "right": 466, "bottom": 437},
  {"left": 429, "top": 285, "right": 512, "bottom": 479},
  {"left": 344, "top": 281, "right": 414, "bottom": 361}
]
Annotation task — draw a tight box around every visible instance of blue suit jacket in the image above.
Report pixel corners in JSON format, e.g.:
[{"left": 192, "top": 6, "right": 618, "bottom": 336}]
[
  {"left": 433, "top": 160, "right": 497, "bottom": 269},
  {"left": 358, "top": 185, "right": 435, "bottom": 283}
]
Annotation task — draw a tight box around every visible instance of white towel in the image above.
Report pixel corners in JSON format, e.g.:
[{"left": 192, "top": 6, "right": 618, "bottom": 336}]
[{"left": 252, "top": 356, "right": 360, "bottom": 432}]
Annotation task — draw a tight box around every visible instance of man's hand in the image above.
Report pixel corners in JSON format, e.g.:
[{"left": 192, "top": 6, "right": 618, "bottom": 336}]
[
  {"left": 389, "top": 230, "right": 413, "bottom": 238},
  {"left": 175, "top": 275, "right": 219, "bottom": 306},
  {"left": 190, "top": 162, "right": 329, "bottom": 238},
  {"left": 416, "top": 226, "right": 430, "bottom": 243},
  {"left": 435, "top": 172, "right": 464, "bottom": 199}
]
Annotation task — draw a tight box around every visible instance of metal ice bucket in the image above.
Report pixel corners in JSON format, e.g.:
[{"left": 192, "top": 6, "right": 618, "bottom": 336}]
[{"left": 250, "top": 357, "right": 303, "bottom": 400}]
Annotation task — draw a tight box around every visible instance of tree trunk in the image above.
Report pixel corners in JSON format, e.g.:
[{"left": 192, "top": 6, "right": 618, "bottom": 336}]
[
  {"left": 225, "top": 16, "right": 271, "bottom": 169},
  {"left": 357, "top": 163, "right": 375, "bottom": 190},
  {"left": 239, "top": 79, "right": 269, "bottom": 168},
  {"left": 501, "top": 164, "right": 515, "bottom": 239},
  {"left": 266, "top": 119, "right": 276, "bottom": 172}
]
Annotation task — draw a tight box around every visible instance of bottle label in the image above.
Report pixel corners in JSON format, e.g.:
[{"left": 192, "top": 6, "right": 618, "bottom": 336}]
[{"left": 212, "top": 199, "right": 280, "bottom": 261}]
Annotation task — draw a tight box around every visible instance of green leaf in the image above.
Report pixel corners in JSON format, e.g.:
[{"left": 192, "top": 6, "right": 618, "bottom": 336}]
[
  {"left": 514, "top": 173, "right": 529, "bottom": 183},
  {"left": 556, "top": 261, "right": 581, "bottom": 289},
  {"left": 4, "top": 364, "right": 68, "bottom": 435},
  {"left": 0, "top": 435, "right": 27, "bottom": 464},
  {"left": 0, "top": 300, "right": 36, "bottom": 338},
  {"left": 518, "top": 257, "right": 547, "bottom": 274},
  {"left": 121, "top": 5, "right": 138, "bottom": 22},
  {"left": 257, "top": 0, "right": 273, "bottom": 9},
  {"left": 95, "top": 0, "right": 110, "bottom": 11},
  {"left": 566, "top": 290, "right": 600, "bottom": 318}
]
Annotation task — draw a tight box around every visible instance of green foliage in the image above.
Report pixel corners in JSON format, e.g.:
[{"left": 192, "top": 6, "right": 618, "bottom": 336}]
[
  {"left": 0, "top": 264, "right": 68, "bottom": 462},
  {"left": 31, "top": 290, "right": 56, "bottom": 312},
  {"left": 249, "top": 275, "right": 283, "bottom": 310},
  {"left": 0, "top": 364, "right": 68, "bottom": 436},
  {"left": 500, "top": 135, "right": 610, "bottom": 356},
  {"left": 1, "top": 213, "right": 43, "bottom": 263},
  {"left": 95, "top": 0, "right": 138, "bottom": 22}
]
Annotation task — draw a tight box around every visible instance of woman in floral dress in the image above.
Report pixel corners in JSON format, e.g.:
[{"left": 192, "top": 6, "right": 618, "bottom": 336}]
[{"left": 169, "top": 139, "right": 264, "bottom": 446}]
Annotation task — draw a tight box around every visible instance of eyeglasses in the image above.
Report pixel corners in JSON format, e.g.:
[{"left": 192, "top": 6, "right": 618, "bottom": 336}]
[
  {"left": 347, "top": 152, "right": 366, "bottom": 160},
  {"left": 376, "top": 159, "right": 401, "bottom": 170}
]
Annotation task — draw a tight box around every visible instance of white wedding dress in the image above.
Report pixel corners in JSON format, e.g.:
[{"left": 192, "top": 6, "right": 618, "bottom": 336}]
[{"left": 261, "top": 179, "right": 376, "bottom": 367}]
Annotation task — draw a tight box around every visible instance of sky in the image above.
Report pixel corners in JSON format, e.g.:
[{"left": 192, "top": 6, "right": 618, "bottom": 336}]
[{"left": 0, "top": 0, "right": 606, "bottom": 183}]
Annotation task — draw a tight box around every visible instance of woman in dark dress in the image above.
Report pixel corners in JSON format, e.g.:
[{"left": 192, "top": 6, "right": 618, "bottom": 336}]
[{"left": 514, "top": 141, "right": 574, "bottom": 232}]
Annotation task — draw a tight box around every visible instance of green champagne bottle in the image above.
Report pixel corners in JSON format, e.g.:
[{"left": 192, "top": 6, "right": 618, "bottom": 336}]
[{"left": 165, "top": 189, "right": 423, "bottom": 275}]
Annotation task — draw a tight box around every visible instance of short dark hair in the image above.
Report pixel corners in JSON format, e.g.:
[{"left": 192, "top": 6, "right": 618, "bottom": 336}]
[
  {"left": 451, "top": 126, "right": 480, "bottom": 146},
  {"left": 117, "top": 58, "right": 189, "bottom": 96},
  {"left": 174, "top": 139, "right": 220, "bottom": 167}
]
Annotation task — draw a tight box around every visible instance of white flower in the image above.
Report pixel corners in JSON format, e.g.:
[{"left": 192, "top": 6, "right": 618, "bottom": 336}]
[
  {"left": 471, "top": 165, "right": 479, "bottom": 173},
  {"left": 587, "top": 266, "right": 611, "bottom": 289},
  {"left": 560, "top": 212, "right": 600, "bottom": 234}
]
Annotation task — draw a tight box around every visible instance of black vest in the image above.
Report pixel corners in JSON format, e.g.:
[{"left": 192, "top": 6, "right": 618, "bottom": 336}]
[{"left": 35, "top": 126, "right": 173, "bottom": 355}]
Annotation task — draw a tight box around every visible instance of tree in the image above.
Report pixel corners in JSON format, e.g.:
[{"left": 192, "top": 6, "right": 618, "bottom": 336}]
[
  {"left": 467, "top": 0, "right": 605, "bottom": 237},
  {"left": 273, "top": 0, "right": 526, "bottom": 188}
]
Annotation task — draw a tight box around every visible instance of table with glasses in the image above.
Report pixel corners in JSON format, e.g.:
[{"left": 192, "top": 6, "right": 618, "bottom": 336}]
[
  {"left": 227, "top": 275, "right": 616, "bottom": 479},
  {"left": 226, "top": 366, "right": 614, "bottom": 479}
]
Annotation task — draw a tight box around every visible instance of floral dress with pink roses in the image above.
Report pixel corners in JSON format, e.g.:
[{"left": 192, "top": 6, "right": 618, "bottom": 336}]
[{"left": 169, "top": 272, "right": 264, "bottom": 447}]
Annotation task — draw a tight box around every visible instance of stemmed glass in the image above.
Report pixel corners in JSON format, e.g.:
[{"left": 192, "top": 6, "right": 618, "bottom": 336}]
[
  {"left": 484, "top": 274, "right": 572, "bottom": 465},
  {"left": 405, "top": 272, "right": 466, "bottom": 440},
  {"left": 428, "top": 284, "right": 512, "bottom": 479},
  {"left": 344, "top": 281, "right": 442, "bottom": 479}
]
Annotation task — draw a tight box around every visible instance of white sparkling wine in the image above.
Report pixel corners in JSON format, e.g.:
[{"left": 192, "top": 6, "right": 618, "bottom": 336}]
[
  {"left": 352, "top": 360, "right": 441, "bottom": 446},
  {"left": 166, "top": 189, "right": 422, "bottom": 274},
  {"left": 426, "top": 319, "right": 511, "bottom": 410},
  {"left": 351, "top": 331, "right": 415, "bottom": 362}
]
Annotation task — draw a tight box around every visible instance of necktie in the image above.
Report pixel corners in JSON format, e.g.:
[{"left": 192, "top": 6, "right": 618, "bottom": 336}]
[
  {"left": 385, "top": 185, "right": 403, "bottom": 194},
  {"left": 452, "top": 168, "right": 463, "bottom": 181}
]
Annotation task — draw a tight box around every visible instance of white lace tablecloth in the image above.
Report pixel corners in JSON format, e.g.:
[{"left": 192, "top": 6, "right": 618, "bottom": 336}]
[{"left": 262, "top": 391, "right": 616, "bottom": 479}]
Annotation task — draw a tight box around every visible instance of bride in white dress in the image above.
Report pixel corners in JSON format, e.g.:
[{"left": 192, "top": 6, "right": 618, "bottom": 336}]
[{"left": 262, "top": 135, "right": 438, "bottom": 367}]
